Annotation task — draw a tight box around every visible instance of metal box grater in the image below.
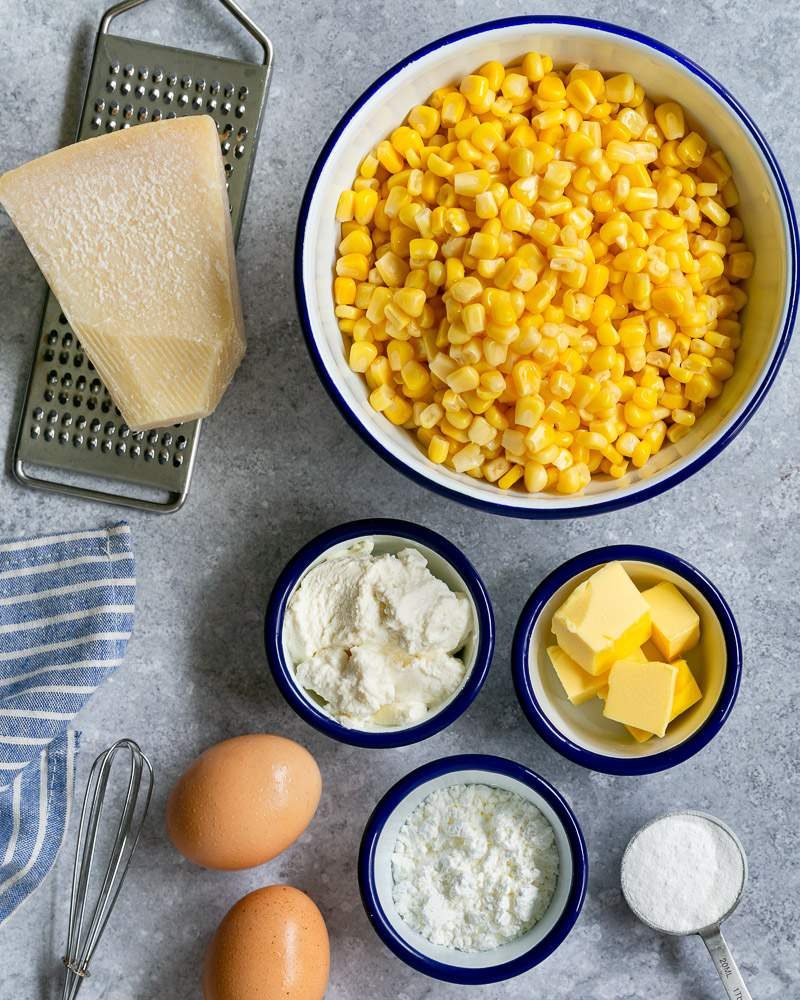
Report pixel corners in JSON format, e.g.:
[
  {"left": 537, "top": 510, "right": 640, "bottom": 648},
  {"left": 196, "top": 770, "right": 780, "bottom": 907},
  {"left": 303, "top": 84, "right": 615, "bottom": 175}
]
[{"left": 11, "top": 0, "right": 272, "bottom": 512}]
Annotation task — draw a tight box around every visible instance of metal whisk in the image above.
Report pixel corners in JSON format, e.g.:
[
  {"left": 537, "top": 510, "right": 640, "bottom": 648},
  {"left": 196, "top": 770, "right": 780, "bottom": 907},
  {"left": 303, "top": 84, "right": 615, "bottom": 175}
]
[{"left": 61, "top": 739, "right": 154, "bottom": 999}]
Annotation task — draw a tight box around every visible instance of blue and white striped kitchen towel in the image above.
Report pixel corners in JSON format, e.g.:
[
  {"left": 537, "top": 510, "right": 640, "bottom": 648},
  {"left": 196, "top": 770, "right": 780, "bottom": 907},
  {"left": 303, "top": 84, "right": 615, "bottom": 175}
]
[{"left": 0, "top": 523, "right": 134, "bottom": 925}]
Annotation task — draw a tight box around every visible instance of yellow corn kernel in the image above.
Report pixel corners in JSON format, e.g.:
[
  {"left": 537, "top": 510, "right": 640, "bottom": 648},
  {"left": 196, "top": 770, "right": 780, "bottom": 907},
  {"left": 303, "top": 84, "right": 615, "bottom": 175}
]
[
  {"left": 677, "top": 131, "right": 707, "bottom": 169},
  {"left": 631, "top": 439, "right": 651, "bottom": 468},
  {"left": 605, "top": 72, "right": 635, "bottom": 104},
  {"left": 418, "top": 402, "right": 444, "bottom": 429},
  {"left": 522, "top": 51, "right": 550, "bottom": 83},
  {"left": 651, "top": 286, "right": 686, "bottom": 317},
  {"left": 458, "top": 73, "right": 489, "bottom": 105},
  {"left": 523, "top": 461, "right": 548, "bottom": 493},
  {"left": 349, "top": 340, "right": 378, "bottom": 373},
  {"left": 353, "top": 188, "right": 379, "bottom": 225},
  {"left": 386, "top": 340, "right": 414, "bottom": 372},
  {"left": 667, "top": 423, "right": 691, "bottom": 444},
  {"left": 428, "top": 434, "right": 450, "bottom": 463},
  {"left": 566, "top": 78, "right": 597, "bottom": 114},
  {"left": 615, "top": 247, "right": 648, "bottom": 272},
  {"left": 334, "top": 276, "right": 357, "bottom": 306},
  {"left": 376, "top": 139, "right": 404, "bottom": 174},
  {"left": 383, "top": 395, "right": 414, "bottom": 427},
  {"left": 336, "top": 253, "right": 370, "bottom": 281},
  {"left": 469, "top": 232, "right": 500, "bottom": 259},
  {"left": 394, "top": 287, "right": 426, "bottom": 318},
  {"left": 654, "top": 102, "right": 686, "bottom": 141},
  {"left": 698, "top": 197, "right": 731, "bottom": 227},
  {"left": 408, "top": 104, "right": 440, "bottom": 139},
  {"left": 516, "top": 395, "right": 546, "bottom": 428},
  {"left": 336, "top": 190, "right": 356, "bottom": 222},
  {"left": 633, "top": 386, "right": 658, "bottom": 409},
  {"left": 556, "top": 462, "right": 590, "bottom": 494},
  {"left": 446, "top": 365, "right": 481, "bottom": 393},
  {"left": 401, "top": 360, "right": 430, "bottom": 395},
  {"left": 498, "top": 464, "right": 525, "bottom": 490},
  {"left": 370, "top": 383, "right": 395, "bottom": 412},
  {"left": 450, "top": 442, "right": 482, "bottom": 473},
  {"left": 511, "top": 359, "right": 541, "bottom": 397},
  {"left": 538, "top": 73, "right": 566, "bottom": 102}
]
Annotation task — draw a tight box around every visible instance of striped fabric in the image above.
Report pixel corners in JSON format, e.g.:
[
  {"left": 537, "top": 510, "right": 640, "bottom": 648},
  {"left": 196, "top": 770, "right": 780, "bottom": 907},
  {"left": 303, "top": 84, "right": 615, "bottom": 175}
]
[{"left": 0, "top": 523, "right": 135, "bottom": 925}]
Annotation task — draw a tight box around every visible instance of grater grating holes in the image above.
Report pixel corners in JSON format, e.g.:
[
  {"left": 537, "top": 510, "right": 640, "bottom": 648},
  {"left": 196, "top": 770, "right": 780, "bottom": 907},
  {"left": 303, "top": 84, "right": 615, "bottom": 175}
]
[
  {"left": 28, "top": 308, "right": 189, "bottom": 467},
  {"left": 92, "top": 62, "right": 250, "bottom": 182}
]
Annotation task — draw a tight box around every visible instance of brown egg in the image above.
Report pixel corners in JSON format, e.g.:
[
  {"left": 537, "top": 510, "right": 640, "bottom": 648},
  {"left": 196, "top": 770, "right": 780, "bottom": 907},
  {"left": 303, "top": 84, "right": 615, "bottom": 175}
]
[
  {"left": 203, "top": 884, "right": 329, "bottom": 1000},
  {"left": 166, "top": 734, "right": 321, "bottom": 870}
]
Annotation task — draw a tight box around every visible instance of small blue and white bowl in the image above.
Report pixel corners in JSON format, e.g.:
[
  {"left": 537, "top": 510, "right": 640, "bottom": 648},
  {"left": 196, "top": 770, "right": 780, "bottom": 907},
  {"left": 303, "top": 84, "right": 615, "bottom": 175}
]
[
  {"left": 513, "top": 545, "right": 742, "bottom": 775},
  {"left": 358, "top": 754, "right": 587, "bottom": 985},
  {"left": 264, "top": 518, "right": 494, "bottom": 748},
  {"left": 296, "top": 15, "right": 798, "bottom": 518}
]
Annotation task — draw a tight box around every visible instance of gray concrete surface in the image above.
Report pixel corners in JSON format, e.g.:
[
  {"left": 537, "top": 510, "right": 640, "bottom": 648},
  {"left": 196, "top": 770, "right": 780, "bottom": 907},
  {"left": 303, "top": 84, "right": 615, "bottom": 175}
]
[{"left": 0, "top": 1, "right": 797, "bottom": 997}]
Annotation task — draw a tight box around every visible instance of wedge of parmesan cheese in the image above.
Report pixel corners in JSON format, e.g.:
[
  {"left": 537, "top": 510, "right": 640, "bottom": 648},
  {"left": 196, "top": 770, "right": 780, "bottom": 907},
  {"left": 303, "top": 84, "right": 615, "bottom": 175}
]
[{"left": 0, "top": 116, "right": 245, "bottom": 430}]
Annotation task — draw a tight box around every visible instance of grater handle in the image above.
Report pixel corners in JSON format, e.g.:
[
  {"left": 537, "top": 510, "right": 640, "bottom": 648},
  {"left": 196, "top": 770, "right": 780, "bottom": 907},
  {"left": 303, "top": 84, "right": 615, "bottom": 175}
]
[{"left": 99, "top": 0, "right": 273, "bottom": 65}]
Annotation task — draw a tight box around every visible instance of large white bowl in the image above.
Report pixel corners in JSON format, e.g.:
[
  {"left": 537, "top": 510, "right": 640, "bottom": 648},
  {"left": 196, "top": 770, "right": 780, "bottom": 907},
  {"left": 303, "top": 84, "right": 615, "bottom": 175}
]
[{"left": 296, "top": 16, "right": 798, "bottom": 518}]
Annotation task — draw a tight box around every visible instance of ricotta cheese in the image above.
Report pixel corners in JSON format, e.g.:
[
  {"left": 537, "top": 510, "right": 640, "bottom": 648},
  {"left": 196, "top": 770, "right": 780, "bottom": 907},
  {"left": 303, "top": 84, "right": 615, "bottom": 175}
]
[
  {"left": 392, "top": 783, "right": 559, "bottom": 952},
  {"left": 284, "top": 542, "right": 472, "bottom": 728}
]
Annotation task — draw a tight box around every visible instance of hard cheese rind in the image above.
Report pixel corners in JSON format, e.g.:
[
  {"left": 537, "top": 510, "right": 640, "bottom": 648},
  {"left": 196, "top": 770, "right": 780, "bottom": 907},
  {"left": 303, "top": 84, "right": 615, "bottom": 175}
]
[{"left": 0, "top": 116, "right": 245, "bottom": 430}]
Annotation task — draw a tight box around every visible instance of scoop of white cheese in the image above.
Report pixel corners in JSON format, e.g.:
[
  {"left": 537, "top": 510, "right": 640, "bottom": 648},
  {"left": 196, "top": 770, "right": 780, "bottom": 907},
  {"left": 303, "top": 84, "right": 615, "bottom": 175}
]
[{"left": 284, "top": 543, "right": 471, "bottom": 728}]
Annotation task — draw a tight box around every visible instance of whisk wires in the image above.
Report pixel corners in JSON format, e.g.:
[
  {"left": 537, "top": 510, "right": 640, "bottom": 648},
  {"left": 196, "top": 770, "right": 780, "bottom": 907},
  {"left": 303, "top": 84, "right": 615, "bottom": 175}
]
[{"left": 61, "top": 739, "right": 153, "bottom": 1000}]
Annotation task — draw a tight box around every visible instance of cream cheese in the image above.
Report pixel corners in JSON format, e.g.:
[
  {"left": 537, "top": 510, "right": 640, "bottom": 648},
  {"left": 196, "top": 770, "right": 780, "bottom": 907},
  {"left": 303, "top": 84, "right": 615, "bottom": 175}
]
[{"left": 284, "top": 542, "right": 472, "bottom": 728}]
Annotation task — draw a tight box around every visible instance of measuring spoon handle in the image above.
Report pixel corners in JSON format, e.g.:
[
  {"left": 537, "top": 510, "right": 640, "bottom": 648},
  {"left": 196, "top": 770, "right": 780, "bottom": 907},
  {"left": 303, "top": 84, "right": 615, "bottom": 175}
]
[{"left": 700, "top": 927, "right": 752, "bottom": 1000}]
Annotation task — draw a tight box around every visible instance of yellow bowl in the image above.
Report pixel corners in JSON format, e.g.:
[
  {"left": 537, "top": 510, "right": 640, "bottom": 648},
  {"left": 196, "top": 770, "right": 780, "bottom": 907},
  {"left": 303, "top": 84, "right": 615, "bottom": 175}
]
[{"left": 512, "top": 545, "right": 741, "bottom": 773}]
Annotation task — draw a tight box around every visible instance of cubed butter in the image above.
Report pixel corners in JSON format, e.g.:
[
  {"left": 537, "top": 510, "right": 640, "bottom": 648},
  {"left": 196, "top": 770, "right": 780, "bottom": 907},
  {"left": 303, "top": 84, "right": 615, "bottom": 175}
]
[
  {"left": 669, "top": 658, "right": 703, "bottom": 720},
  {"left": 547, "top": 646, "right": 610, "bottom": 704},
  {"left": 596, "top": 647, "right": 647, "bottom": 701},
  {"left": 552, "top": 562, "right": 651, "bottom": 675},
  {"left": 602, "top": 659, "right": 678, "bottom": 738},
  {"left": 642, "top": 581, "right": 700, "bottom": 661},
  {"left": 599, "top": 655, "right": 702, "bottom": 742},
  {"left": 595, "top": 648, "right": 650, "bottom": 740}
]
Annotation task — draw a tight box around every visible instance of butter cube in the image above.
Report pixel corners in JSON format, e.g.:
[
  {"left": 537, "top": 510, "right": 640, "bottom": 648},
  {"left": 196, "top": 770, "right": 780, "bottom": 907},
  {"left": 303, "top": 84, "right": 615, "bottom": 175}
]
[
  {"left": 595, "top": 648, "right": 649, "bottom": 740},
  {"left": 669, "top": 658, "right": 703, "bottom": 720},
  {"left": 547, "top": 646, "right": 610, "bottom": 704},
  {"left": 641, "top": 581, "right": 700, "bottom": 661},
  {"left": 599, "top": 654, "right": 702, "bottom": 743},
  {"left": 595, "top": 647, "right": 647, "bottom": 702},
  {"left": 602, "top": 659, "right": 678, "bottom": 738},
  {"left": 552, "top": 562, "right": 651, "bottom": 675}
]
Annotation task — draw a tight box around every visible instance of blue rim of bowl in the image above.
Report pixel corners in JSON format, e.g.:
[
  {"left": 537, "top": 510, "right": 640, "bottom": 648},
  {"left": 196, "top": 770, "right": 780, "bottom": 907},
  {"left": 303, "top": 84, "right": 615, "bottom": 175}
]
[
  {"left": 511, "top": 545, "right": 742, "bottom": 775},
  {"left": 264, "top": 518, "right": 495, "bottom": 748},
  {"left": 294, "top": 15, "right": 799, "bottom": 520},
  {"left": 358, "top": 753, "right": 588, "bottom": 984}
]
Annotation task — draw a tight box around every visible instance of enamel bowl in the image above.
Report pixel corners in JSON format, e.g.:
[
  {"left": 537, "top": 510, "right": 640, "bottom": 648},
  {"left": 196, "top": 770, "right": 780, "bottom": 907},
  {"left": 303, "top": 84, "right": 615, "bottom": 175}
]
[
  {"left": 296, "top": 15, "right": 798, "bottom": 518},
  {"left": 264, "top": 518, "right": 494, "bottom": 748},
  {"left": 359, "top": 754, "right": 587, "bottom": 984},
  {"left": 512, "top": 545, "right": 742, "bottom": 774}
]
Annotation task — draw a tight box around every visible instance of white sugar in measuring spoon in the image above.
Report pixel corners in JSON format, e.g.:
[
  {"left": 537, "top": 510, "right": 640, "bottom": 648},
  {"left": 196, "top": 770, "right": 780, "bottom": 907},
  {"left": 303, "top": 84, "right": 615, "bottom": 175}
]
[{"left": 621, "top": 810, "right": 751, "bottom": 1000}]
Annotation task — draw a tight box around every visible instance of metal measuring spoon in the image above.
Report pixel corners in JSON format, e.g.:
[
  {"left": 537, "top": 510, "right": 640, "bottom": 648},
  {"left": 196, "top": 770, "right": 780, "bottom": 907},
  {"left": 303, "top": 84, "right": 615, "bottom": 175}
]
[{"left": 621, "top": 810, "right": 751, "bottom": 1000}]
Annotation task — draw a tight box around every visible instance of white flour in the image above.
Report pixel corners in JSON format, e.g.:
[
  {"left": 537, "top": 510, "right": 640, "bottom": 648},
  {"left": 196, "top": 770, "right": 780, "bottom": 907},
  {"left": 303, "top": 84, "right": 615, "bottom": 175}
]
[
  {"left": 622, "top": 813, "right": 744, "bottom": 933},
  {"left": 391, "top": 783, "right": 559, "bottom": 952}
]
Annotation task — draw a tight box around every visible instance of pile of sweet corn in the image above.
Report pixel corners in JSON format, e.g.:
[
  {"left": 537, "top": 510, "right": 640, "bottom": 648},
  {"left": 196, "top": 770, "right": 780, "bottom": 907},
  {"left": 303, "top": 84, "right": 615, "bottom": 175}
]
[{"left": 333, "top": 54, "right": 753, "bottom": 494}]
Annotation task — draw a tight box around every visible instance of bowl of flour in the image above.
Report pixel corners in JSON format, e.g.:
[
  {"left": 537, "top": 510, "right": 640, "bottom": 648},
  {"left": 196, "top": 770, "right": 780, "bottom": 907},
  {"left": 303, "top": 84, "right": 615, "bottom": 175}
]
[
  {"left": 358, "top": 754, "right": 587, "bottom": 984},
  {"left": 265, "top": 518, "right": 494, "bottom": 748}
]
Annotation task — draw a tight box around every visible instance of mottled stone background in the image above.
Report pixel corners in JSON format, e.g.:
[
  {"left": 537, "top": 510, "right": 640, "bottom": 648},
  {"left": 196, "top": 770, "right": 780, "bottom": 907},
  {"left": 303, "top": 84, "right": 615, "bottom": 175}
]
[{"left": 0, "top": 1, "right": 797, "bottom": 997}]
